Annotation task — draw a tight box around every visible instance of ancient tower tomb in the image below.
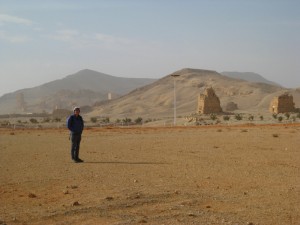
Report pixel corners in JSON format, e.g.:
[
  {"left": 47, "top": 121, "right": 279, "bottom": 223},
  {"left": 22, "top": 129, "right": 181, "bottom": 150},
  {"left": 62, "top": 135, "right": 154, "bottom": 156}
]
[
  {"left": 269, "top": 93, "right": 295, "bottom": 114},
  {"left": 197, "top": 87, "right": 222, "bottom": 114}
]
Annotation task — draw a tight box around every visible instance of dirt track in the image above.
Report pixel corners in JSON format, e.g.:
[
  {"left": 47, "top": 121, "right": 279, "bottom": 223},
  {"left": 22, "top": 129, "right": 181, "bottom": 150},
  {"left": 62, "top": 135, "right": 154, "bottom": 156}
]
[{"left": 1, "top": 125, "right": 300, "bottom": 225}]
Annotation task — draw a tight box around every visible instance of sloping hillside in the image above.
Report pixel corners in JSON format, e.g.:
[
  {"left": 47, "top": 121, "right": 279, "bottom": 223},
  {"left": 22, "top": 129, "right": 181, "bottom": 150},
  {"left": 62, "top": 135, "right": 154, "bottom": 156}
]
[
  {"left": 221, "top": 71, "right": 281, "bottom": 87},
  {"left": 0, "top": 69, "right": 156, "bottom": 114},
  {"left": 89, "top": 68, "right": 287, "bottom": 120}
]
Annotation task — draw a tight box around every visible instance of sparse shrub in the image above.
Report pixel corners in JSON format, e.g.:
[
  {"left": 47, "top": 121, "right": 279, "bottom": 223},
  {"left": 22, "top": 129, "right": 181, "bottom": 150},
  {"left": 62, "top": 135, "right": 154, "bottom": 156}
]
[
  {"left": 122, "top": 118, "right": 132, "bottom": 123},
  {"left": 101, "top": 117, "right": 110, "bottom": 123},
  {"left": 272, "top": 114, "right": 277, "bottom": 119},
  {"left": 144, "top": 118, "right": 152, "bottom": 123},
  {"left": 260, "top": 115, "right": 264, "bottom": 120},
  {"left": 1, "top": 120, "right": 10, "bottom": 126},
  {"left": 292, "top": 116, "right": 296, "bottom": 122},
  {"left": 17, "top": 120, "right": 22, "bottom": 124},
  {"left": 135, "top": 117, "right": 143, "bottom": 124},
  {"left": 285, "top": 112, "right": 290, "bottom": 120},
  {"left": 43, "top": 118, "right": 51, "bottom": 123},
  {"left": 115, "top": 119, "right": 121, "bottom": 123},
  {"left": 223, "top": 115, "right": 230, "bottom": 121},
  {"left": 53, "top": 118, "right": 61, "bottom": 122},
  {"left": 297, "top": 113, "right": 300, "bottom": 119},
  {"left": 235, "top": 114, "right": 242, "bottom": 121},
  {"left": 210, "top": 114, "right": 217, "bottom": 120},
  {"left": 278, "top": 116, "right": 283, "bottom": 122},
  {"left": 248, "top": 115, "right": 254, "bottom": 121},
  {"left": 90, "top": 117, "right": 97, "bottom": 123},
  {"left": 30, "top": 118, "right": 38, "bottom": 124},
  {"left": 196, "top": 117, "right": 204, "bottom": 122}
]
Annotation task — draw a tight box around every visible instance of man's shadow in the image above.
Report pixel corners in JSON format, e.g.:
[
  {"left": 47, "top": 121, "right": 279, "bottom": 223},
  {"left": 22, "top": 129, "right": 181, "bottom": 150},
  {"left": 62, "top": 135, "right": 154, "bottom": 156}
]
[{"left": 83, "top": 161, "right": 169, "bottom": 165}]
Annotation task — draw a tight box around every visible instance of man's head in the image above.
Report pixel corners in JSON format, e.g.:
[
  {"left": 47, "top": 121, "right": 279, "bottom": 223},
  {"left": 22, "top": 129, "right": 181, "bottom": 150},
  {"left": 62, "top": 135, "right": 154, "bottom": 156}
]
[{"left": 73, "top": 107, "right": 80, "bottom": 116}]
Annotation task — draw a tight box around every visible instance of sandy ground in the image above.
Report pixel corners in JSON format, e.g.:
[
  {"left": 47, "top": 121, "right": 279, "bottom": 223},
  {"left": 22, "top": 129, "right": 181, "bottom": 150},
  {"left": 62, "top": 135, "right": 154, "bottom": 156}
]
[{"left": 1, "top": 124, "right": 300, "bottom": 225}]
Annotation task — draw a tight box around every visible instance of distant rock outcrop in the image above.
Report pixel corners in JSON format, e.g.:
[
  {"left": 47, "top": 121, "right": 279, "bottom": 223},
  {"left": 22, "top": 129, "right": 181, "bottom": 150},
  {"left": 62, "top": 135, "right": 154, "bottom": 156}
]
[
  {"left": 0, "top": 69, "right": 156, "bottom": 114},
  {"left": 225, "top": 102, "right": 238, "bottom": 111},
  {"left": 88, "top": 68, "right": 287, "bottom": 119},
  {"left": 221, "top": 71, "right": 281, "bottom": 87}
]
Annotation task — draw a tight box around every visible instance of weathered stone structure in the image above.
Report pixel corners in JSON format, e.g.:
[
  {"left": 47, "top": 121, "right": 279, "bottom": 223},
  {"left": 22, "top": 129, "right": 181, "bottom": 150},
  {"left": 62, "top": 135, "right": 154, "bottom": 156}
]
[
  {"left": 197, "top": 87, "right": 222, "bottom": 114},
  {"left": 225, "top": 101, "right": 238, "bottom": 111},
  {"left": 16, "top": 92, "right": 27, "bottom": 112},
  {"left": 269, "top": 93, "right": 295, "bottom": 114}
]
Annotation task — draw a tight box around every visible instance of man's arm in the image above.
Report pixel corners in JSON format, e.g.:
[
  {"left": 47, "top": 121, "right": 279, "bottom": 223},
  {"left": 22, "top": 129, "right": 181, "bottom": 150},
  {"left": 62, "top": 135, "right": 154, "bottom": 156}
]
[
  {"left": 67, "top": 116, "right": 72, "bottom": 131},
  {"left": 82, "top": 117, "right": 84, "bottom": 130}
]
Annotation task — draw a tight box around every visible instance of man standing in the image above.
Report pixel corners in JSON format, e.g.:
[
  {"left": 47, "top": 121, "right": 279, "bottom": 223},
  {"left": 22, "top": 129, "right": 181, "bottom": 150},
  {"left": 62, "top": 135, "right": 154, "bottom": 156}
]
[{"left": 67, "top": 107, "right": 84, "bottom": 163}]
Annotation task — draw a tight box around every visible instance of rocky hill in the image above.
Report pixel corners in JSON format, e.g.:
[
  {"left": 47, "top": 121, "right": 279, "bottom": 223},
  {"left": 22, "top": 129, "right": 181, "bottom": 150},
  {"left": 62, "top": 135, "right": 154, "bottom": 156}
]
[
  {"left": 221, "top": 71, "right": 281, "bottom": 87},
  {"left": 1, "top": 68, "right": 298, "bottom": 119},
  {"left": 0, "top": 69, "right": 156, "bottom": 114},
  {"left": 88, "top": 68, "right": 300, "bottom": 120}
]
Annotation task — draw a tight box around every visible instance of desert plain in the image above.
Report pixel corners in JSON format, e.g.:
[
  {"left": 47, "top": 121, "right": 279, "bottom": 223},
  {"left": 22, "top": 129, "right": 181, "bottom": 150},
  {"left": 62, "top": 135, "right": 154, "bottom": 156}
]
[{"left": 1, "top": 124, "right": 300, "bottom": 225}]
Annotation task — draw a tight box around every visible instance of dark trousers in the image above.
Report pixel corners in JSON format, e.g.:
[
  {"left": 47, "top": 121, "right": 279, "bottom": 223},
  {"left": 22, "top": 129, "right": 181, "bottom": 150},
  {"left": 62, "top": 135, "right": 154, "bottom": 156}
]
[{"left": 71, "top": 133, "right": 81, "bottom": 160}]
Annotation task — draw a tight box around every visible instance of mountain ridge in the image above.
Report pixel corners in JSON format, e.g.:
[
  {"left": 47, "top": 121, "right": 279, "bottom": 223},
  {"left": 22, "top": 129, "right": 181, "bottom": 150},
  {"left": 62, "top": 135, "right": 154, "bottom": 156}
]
[
  {"left": 221, "top": 71, "right": 281, "bottom": 87},
  {"left": 0, "top": 69, "right": 156, "bottom": 114},
  {"left": 89, "top": 68, "right": 295, "bottom": 119},
  {"left": 1, "top": 68, "right": 298, "bottom": 118}
]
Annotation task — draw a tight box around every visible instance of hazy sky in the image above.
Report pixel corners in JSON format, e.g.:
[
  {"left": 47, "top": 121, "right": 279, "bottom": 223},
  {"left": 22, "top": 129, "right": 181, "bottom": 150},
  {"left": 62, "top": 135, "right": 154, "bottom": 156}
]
[{"left": 1, "top": 0, "right": 300, "bottom": 96}]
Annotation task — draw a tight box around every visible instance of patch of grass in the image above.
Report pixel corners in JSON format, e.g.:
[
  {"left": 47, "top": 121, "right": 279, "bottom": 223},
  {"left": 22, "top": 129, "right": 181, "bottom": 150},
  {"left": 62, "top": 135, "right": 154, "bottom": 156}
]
[
  {"left": 223, "top": 115, "right": 230, "bottom": 121},
  {"left": 235, "top": 114, "right": 243, "bottom": 121}
]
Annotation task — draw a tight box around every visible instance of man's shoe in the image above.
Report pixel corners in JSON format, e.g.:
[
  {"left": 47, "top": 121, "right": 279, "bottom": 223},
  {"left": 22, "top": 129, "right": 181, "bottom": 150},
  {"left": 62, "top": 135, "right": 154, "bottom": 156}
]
[{"left": 76, "top": 158, "right": 84, "bottom": 163}]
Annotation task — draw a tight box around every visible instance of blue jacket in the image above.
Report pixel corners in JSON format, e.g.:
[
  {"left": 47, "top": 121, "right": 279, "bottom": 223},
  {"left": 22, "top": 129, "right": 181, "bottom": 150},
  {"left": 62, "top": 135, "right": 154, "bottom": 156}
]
[{"left": 67, "top": 115, "right": 84, "bottom": 134}]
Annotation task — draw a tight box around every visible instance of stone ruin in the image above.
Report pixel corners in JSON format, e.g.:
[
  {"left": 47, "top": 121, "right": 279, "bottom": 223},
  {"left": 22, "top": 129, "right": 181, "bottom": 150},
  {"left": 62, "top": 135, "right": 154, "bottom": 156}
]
[
  {"left": 16, "top": 92, "right": 27, "bottom": 112},
  {"left": 225, "top": 101, "right": 238, "bottom": 111},
  {"left": 269, "top": 93, "right": 295, "bottom": 114},
  {"left": 197, "top": 87, "right": 222, "bottom": 114}
]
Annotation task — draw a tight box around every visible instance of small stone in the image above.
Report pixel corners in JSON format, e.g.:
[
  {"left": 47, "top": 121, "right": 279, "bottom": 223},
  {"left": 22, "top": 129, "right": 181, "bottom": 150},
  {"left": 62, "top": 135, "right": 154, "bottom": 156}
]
[
  {"left": 72, "top": 201, "right": 80, "bottom": 206},
  {"left": 138, "top": 219, "right": 147, "bottom": 223},
  {"left": 70, "top": 185, "right": 78, "bottom": 189},
  {"left": 105, "top": 196, "right": 114, "bottom": 201},
  {"left": 28, "top": 193, "right": 37, "bottom": 198},
  {"left": 63, "top": 190, "right": 69, "bottom": 194},
  {"left": 134, "top": 194, "right": 140, "bottom": 199}
]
